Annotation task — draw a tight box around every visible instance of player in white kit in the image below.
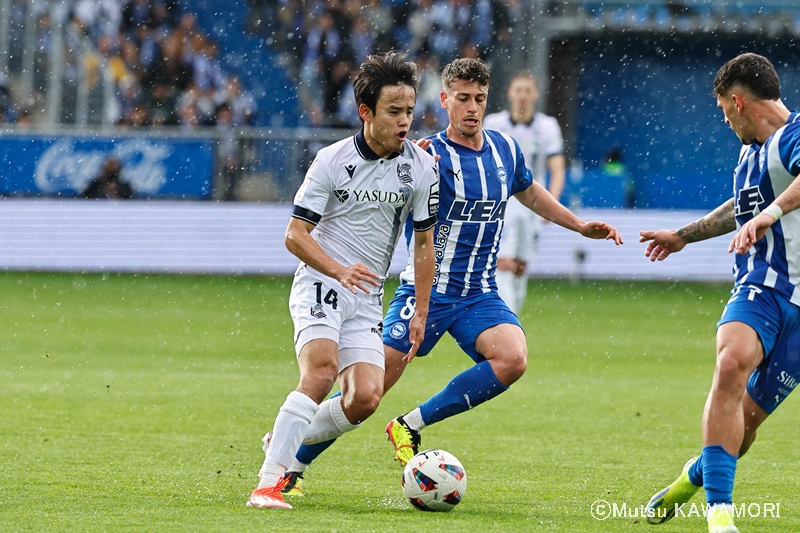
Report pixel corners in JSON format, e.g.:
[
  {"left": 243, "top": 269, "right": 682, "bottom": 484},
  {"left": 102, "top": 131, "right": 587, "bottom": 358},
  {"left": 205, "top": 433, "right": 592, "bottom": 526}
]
[
  {"left": 247, "top": 51, "right": 439, "bottom": 509},
  {"left": 483, "top": 71, "right": 566, "bottom": 314}
]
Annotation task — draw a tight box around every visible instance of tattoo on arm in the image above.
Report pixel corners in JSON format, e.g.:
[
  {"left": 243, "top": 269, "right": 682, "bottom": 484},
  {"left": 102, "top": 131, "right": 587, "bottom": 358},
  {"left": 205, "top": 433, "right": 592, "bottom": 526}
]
[{"left": 676, "top": 199, "right": 736, "bottom": 243}]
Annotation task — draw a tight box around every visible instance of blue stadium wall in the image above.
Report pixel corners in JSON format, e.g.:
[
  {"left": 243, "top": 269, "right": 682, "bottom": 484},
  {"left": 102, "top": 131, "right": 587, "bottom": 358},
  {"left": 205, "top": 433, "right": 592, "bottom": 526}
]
[{"left": 576, "top": 35, "right": 800, "bottom": 209}]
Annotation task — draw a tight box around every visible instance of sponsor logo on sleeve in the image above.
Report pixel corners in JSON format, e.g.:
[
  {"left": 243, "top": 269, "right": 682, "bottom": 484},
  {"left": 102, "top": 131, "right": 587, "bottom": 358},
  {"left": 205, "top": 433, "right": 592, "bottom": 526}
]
[{"left": 428, "top": 181, "right": 440, "bottom": 216}]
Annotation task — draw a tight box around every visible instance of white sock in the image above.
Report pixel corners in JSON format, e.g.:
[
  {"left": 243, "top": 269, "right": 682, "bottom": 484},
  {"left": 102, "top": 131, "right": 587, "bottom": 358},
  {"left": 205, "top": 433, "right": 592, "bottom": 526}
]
[
  {"left": 258, "top": 391, "right": 318, "bottom": 488},
  {"left": 403, "top": 408, "right": 426, "bottom": 431},
  {"left": 514, "top": 273, "right": 528, "bottom": 313},
  {"left": 287, "top": 458, "right": 309, "bottom": 474},
  {"left": 303, "top": 396, "right": 360, "bottom": 445},
  {"left": 495, "top": 270, "right": 518, "bottom": 314}
]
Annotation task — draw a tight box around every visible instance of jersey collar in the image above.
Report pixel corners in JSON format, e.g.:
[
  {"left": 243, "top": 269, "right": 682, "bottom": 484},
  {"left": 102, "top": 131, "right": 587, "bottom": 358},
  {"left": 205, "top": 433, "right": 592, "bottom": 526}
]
[
  {"left": 509, "top": 110, "right": 535, "bottom": 127},
  {"left": 354, "top": 128, "right": 402, "bottom": 161}
]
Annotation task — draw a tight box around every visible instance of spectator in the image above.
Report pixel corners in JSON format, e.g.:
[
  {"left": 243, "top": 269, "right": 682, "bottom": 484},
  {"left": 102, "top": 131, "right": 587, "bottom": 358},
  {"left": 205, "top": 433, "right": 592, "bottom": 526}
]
[
  {"left": 0, "top": 74, "right": 16, "bottom": 124},
  {"left": 83, "top": 157, "right": 134, "bottom": 199},
  {"left": 142, "top": 35, "right": 194, "bottom": 93},
  {"left": 602, "top": 147, "right": 636, "bottom": 208},
  {"left": 323, "top": 57, "right": 353, "bottom": 123},
  {"left": 246, "top": 0, "right": 279, "bottom": 37},
  {"left": 121, "top": 0, "right": 157, "bottom": 36},
  {"left": 178, "top": 100, "right": 200, "bottom": 130},
  {"left": 349, "top": 16, "right": 375, "bottom": 67},
  {"left": 215, "top": 103, "right": 242, "bottom": 200},
  {"left": 192, "top": 40, "right": 227, "bottom": 93},
  {"left": 143, "top": 80, "right": 178, "bottom": 126},
  {"left": 213, "top": 76, "right": 258, "bottom": 126}
]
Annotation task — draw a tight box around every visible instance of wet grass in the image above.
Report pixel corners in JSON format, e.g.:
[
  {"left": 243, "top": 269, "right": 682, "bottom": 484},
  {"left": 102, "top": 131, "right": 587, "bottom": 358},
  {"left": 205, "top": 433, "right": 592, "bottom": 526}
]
[{"left": 1, "top": 272, "right": 797, "bottom": 532}]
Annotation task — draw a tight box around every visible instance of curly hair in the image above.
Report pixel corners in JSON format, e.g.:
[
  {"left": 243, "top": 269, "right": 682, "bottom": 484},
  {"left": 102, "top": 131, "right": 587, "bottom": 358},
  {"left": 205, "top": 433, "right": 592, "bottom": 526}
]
[
  {"left": 713, "top": 53, "right": 780, "bottom": 100},
  {"left": 441, "top": 58, "right": 491, "bottom": 93}
]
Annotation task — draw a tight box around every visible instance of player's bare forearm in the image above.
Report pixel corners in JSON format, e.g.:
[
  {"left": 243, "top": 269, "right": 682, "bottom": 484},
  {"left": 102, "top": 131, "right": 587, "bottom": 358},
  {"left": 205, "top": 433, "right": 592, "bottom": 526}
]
[
  {"left": 285, "top": 217, "right": 343, "bottom": 276},
  {"left": 515, "top": 182, "right": 584, "bottom": 232},
  {"left": 405, "top": 228, "right": 434, "bottom": 361},
  {"left": 771, "top": 174, "right": 800, "bottom": 215},
  {"left": 412, "top": 228, "right": 435, "bottom": 319},
  {"left": 515, "top": 183, "right": 622, "bottom": 243},
  {"left": 285, "top": 217, "right": 378, "bottom": 293},
  {"left": 639, "top": 199, "right": 734, "bottom": 261},
  {"left": 547, "top": 154, "right": 566, "bottom": 202},
  {"left": 676, "top": 198, "right": 736, "bottom": 243}
]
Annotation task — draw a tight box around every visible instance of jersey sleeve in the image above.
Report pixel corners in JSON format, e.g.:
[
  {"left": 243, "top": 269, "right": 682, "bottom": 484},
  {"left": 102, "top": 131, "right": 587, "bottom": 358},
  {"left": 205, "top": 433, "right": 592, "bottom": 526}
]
[
  {"left": 291, "top": 155, "right": 331, "bottom": 225},
  {"left": 411, "top": 163, "right": 439, "bottom": 231},
  {"left": 511, "top": 138, "right": 534, "bottom": 195},
  {"left": 542, "top": 116, "right": 565, "bottom": 157},
  {"left": 783, "top": 125, "right": 800, "bottom": 177}
]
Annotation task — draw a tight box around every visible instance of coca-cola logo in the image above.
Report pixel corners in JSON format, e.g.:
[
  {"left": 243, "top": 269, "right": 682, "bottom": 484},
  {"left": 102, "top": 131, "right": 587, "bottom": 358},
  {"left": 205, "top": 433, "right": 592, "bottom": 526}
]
[{"left": 34, "top": 139, "right": 171, "bottom": 194}]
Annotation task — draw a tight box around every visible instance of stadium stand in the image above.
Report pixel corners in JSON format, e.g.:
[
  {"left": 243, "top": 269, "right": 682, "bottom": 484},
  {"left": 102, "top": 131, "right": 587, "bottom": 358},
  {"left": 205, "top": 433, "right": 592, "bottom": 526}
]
[{"left": 2, "top": 0, "right": 800, "bottom": 207}]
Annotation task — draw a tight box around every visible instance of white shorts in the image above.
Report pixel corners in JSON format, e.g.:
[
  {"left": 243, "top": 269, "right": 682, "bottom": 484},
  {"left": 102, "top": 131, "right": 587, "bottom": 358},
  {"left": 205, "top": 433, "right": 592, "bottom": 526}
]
[
  {"left": 289, "top": 266, "right": 385, "bottom": 372},
  {"left": 498, "top": 196, "right": 540, "bottom": 263}
]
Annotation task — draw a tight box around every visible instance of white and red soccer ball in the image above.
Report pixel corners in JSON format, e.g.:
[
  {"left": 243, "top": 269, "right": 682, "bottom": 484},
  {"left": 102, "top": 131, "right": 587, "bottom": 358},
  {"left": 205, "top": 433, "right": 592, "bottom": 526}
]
[{"left": 401, "top": 449, "right": 467, "bottom": 512}]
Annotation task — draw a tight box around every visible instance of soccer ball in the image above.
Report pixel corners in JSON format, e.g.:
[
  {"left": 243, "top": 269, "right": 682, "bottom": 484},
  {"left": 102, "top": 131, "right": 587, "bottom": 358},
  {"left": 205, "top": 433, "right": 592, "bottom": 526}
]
[{"left": 401, "top": 449, "right": 467, "bottom": 512}]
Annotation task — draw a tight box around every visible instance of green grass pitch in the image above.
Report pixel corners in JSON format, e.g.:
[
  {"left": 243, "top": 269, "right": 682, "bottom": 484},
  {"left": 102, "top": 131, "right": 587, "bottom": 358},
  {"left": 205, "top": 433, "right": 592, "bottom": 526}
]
[{"left": 1, "top": 272, "right": 798, "bottom": 532}]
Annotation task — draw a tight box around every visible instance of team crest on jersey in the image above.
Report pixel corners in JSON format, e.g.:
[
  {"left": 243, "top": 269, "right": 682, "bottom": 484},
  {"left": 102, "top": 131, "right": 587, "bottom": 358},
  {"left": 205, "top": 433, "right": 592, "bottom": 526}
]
[
  {"left": 397, "top": 162, "right": 412, "bottom": 184},
  {"left": 310, "top": 303, "right": 327, "bottom": 319},
  {"left": 736, "top": 185, "right": 764, "bottom": 216},
  {"left": 389, "top": 322, "right": 407, "bottom": 340},
  {"left": 496, "top": 167, "right": 508, "bottom": 184},
  {"left": 334, "top": 189, "right": 350, "bottom": 203}
]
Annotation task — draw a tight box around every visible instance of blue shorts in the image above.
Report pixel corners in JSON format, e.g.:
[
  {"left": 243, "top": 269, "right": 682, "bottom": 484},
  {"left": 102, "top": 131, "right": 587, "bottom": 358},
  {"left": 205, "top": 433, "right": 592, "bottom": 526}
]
[
  {"left": 718, "top": 283, "right": 800, "bottom": 414},
  {"left": 383, "top": 284, "right": 522, "bottom": 363}
]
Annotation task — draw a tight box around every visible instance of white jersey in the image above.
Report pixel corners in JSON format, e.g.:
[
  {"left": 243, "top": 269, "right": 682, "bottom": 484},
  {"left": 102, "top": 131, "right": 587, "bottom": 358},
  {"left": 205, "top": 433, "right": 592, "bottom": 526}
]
[
  {"left": 482, "top": 110, "right": 563, "bottom": 187},
  {"left": 293, "top": 130, "right": 439, "bottom": 289},
  {"left": 484, "top": 111, "right": 564, "bottom": 261}
]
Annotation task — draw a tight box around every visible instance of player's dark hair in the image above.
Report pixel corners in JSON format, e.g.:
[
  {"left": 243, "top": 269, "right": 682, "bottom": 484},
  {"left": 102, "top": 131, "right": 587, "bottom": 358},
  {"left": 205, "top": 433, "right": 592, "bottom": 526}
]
[
  {"left": 441, "top": 58, "right": 491, "bottom": 93},
  {"left": 353, "top": 51, "right": 420, "bottom": 121},
  {"left": 713, "top": 53, "right": 781, "bottom": 100},
  {"left": 509, "top": 70, "right": 537, "bottom": 88}
]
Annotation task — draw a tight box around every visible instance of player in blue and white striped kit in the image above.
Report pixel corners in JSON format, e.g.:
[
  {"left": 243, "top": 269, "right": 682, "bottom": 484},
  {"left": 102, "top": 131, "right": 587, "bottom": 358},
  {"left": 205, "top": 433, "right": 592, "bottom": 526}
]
[
  {"left": 281, "top": 58, "right": 622, "bottom": 494},
  {"left": 642, "top": 53, "right": 800, "bottom": 533}
]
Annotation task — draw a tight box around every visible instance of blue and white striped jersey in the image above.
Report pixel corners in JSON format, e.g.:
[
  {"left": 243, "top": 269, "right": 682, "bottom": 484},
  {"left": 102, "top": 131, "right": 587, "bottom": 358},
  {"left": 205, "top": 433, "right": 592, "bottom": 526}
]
[
  {"left": 733, "top": 110, "right": 800, "bottom": 306},
  {"left": 399, "top": 129, "right": 533, "bottom": 300}
]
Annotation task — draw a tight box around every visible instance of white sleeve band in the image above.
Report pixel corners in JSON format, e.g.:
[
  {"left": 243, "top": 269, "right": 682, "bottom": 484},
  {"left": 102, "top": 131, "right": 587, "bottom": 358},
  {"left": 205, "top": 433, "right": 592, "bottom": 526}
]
[{"left": 762, "top": 203, "right": 784, "bottom": 221}]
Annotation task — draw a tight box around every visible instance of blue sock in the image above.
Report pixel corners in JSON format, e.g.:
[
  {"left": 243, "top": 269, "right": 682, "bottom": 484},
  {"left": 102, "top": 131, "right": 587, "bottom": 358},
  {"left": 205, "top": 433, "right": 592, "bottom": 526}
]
[
  {"left": 293, "top": 391, "right": 341, "bottom": 467},
  {"left": 688, "top": 454, "right": 704, "bottom": 486},
  {"left": 419, "top": 360, "right": 508, "bottom": 426},
  {"left": 702, "top": 444, "right": 737, "bottom": 505}
]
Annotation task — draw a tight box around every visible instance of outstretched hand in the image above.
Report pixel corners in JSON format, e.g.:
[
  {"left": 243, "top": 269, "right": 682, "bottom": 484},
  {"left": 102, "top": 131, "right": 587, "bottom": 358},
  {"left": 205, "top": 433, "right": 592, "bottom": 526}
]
[
  {"left": 638, "top": 229, "right": 686, "bottom": 261},
  {"left": 403, "top": 312, "right": 426, "bottom": 363},
  {"left": 578, "top": 221, "right": 623, "bottom": 244},
  {"left": 729, "top": 212, "right": 773, "bottom": 255},
  {"left": 338, "top": 263, "right": 380, "bottom": 294}
]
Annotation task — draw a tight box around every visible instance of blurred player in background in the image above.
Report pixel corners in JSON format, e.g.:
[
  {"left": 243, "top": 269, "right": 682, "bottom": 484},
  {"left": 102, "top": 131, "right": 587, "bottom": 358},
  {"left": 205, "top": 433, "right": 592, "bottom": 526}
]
[
  {"left": 641, "top": 53, "right": 800, "bottom": 533},
  {"left": 247, "top": 51, "right": 438, "bottom": 509},
  {"left": 483, "top": 71, "right": 565, "bottom": 315},
  {"left": 283, "top": 58, "right": 621, "bottom": 495}
]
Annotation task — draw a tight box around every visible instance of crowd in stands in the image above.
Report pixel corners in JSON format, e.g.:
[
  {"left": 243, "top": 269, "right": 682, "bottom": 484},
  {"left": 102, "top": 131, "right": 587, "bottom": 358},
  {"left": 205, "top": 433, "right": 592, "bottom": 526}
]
[
  {"left": 1, "top": 0, "right": 258, "bottom": 129},
  {"left": 248, "top": 0, "right": 518, "bottom": 131}
]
